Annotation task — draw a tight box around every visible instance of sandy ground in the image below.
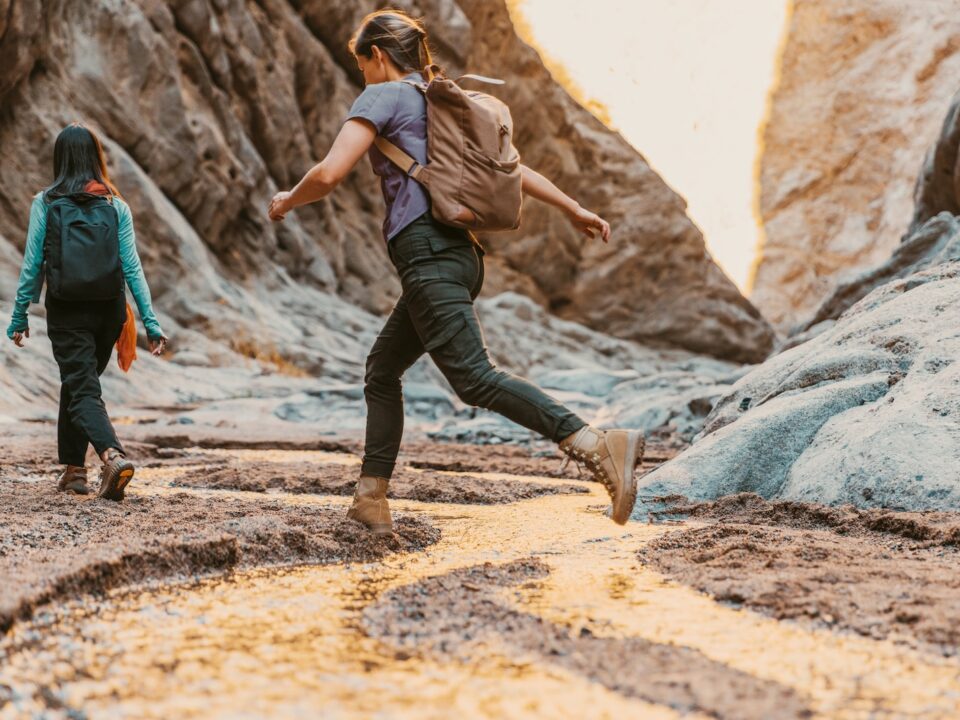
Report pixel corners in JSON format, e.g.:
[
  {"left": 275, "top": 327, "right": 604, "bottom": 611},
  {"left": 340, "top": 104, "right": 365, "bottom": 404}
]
[
  {"left": 0, "top": 428, "right": 444, "bottom": 635},
  {"left": 4, "top": 421, "right": 960, "bottom": 718},
  {"left": 640, "top": 494, "right": 960, "bottom": 656},
  {"left": 0, "top": 425, "right": 610, "bottom": 636},
  {"left": 364, "top": 559, "right": 812, "bottom": 720}
]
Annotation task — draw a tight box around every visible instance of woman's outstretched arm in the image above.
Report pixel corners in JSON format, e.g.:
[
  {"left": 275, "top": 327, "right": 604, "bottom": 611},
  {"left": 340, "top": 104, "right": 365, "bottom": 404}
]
[
  {"left": 520, "top": 164, "right": 611, "bottom": 242},
  {"left": 268, "top": 120, "right": 376, "bottom": 221}
]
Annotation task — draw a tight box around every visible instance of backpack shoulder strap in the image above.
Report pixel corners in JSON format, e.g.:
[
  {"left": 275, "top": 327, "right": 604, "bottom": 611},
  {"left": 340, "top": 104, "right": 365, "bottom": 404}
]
[
  {"left": 373, "top": 136, "right": 426, "bottom": 182},
  {"left": 456, "top": 74, "right": 505, "bottom": 86}
]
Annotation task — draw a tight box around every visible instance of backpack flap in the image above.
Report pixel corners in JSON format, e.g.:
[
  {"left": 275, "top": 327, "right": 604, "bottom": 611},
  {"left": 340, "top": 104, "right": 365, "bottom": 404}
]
[
  {"left": 377, "top": 72, "right": 523, "bottom": 232},
  {"left": 44, "top": 196, "right": 124, "bottom": 301}
]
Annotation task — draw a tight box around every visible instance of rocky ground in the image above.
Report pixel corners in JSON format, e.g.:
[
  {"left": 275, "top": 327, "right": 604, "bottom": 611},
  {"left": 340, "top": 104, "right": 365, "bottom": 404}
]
[
  {"left": 0, "top": 430, "right": 441, "bottom": 635},
  {"left": 3, "top": 424, "right": 959, "bottom": 717},
  {"left": 641, "top": 494, "right": 960, "bottom": 657},
  {"left": 168, "top": 458, "right": 589, "bottom": 504},
  {"left": 0, "top": 422, "right": 613, "bottom": 636}
]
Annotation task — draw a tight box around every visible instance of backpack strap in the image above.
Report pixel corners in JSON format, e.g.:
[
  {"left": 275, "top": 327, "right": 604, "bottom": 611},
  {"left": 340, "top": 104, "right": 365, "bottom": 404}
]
[
  {"left": 400, "top": 73, "right": 506, "bottom": 90},
  {"left": 373, "top": 136, "right": 426, "bottom": 181},
  {"left": 456, "top": 74, "right": 505, "bottom": 85},
  {"left": 376, "top": 72, "right": 507, "bottom": 179}
]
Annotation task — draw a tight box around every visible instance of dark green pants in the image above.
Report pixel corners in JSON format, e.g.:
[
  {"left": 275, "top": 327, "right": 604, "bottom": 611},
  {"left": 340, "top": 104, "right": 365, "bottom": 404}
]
[{"left": 362, "top": 214, "right": 586, "bottom": 479}]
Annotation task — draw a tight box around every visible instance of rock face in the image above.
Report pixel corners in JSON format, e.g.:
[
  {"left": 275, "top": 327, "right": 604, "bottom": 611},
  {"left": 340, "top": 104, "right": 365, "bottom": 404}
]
[
  {"left": 911, "top": 89, "right": 960, "bottom": 232},
  {"left": 805, "top": 212, "right": 960, "bottom": 329},
  {"left": 801, "top": 91, "right": 960, "bottom": 330},
  {"left": 637, "top": 260, "right": 960, "bottom": 513},
  {"left": 0, "top": 0, "right": 772, "bottom": 367},
  {"left": 752, "top": 0, "right": 960, "bottom": 331}
]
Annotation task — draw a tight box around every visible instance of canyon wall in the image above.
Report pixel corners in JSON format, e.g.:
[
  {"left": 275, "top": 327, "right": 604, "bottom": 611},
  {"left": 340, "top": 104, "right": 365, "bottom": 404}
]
[
  {"left": 639, "top": 70, "right": 960, "bottom": 513},
  {"left": 0, "top": 0, "right": 773, "bottom": 370},
  {"left": 752, "top": 0, "right": 960, "bottom": 331}
]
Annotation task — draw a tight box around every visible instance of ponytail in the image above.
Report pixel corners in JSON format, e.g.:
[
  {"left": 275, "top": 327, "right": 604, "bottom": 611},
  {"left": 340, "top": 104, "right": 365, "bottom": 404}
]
[{"left": 350, "top": 10, "right": 441, "bottom": 81}]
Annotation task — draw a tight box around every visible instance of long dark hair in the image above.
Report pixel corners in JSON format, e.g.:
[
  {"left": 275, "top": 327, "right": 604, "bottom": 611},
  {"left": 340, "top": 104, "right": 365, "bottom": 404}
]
[
  {"left": 43, "top": 123, "right": 121, "bottom": 203},
  {"left": 349, "top": 9, "right": 440, "bottom": 81}
]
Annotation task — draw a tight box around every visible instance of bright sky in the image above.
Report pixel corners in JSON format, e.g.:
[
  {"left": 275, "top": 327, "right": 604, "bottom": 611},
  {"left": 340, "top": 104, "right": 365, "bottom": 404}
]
[{"left": 511, "top": 0, "right": 789, "bottom": 291}]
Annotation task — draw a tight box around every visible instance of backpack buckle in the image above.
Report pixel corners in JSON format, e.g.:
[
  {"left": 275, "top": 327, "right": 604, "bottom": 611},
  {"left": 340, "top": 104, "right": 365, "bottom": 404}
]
[{"left": 407, "top": 163, "right": 425, "bottom": 181}]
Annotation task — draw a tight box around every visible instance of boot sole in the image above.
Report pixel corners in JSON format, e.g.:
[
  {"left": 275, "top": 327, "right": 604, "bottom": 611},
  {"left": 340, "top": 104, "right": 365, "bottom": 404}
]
[
  {"left": 612, "top": 431, "right": 644, "bottom": 525},
  {"left": 346, "top": 508, "right": 394, "bottom": 537},
  {"left": 61, "top": 482, "right": 90, "bottom": 495},
  {"left": 58, "top": 479, "right": 90, "bottom": 495},
  {"left": 99, "top": 461, "right": 135, "bottom": 502}
]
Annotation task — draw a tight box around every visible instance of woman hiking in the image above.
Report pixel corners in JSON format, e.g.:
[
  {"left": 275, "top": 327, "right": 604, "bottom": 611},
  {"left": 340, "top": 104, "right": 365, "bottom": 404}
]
[
  {"left": 269, "top": 10, "right": 644, "bottom": 534},
  {"left": 6, "top": 123, "right": 167, "bottom": 500}
]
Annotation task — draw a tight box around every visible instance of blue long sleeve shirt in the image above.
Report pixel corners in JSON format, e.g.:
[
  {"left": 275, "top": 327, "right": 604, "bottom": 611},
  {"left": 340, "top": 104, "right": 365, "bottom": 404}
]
[{"left": 6, "top": 193, "right": 164, "bottom": 340}]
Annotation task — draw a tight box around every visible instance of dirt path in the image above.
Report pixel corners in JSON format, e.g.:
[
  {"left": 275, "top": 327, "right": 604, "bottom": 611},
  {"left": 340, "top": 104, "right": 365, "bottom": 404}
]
[{"left": 2, "top": 447, "right": 959, "bottom": 718}]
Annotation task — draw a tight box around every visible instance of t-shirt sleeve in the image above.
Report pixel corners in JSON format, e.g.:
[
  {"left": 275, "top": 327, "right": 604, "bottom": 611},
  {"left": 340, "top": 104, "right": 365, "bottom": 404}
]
[{"left": 345, "top": 83, "right": 399, "bottom": 134}]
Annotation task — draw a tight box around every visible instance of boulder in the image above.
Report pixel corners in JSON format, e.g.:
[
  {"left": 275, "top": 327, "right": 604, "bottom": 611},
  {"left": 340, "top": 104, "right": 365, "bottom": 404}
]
[{"left": 637, "top": 261, "right": 960, "bottom": 512}]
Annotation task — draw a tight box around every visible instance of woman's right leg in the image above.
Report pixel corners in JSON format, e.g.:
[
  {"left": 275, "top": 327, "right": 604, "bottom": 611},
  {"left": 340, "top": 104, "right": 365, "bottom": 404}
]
[
  {"left": 48, "top": 325, "right": 121, "bottom": 459},
  {"left": 57, "top": 383, "right": 89, "bottom": 467},
  {"left": 351, "top": 298, "right": 425, "bottom": 535},
  {"left": 361, "top": 296, "right": 426, "bottom": 479}
]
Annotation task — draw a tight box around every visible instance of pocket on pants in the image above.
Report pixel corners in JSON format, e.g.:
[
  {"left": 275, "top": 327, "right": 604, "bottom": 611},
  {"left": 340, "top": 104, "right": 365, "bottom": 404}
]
[
  {"left": 422, "top": 312, "right": 467, "bottom": 352},
  {"left": 401, "top": 275, "right": 474, "bottom": 352}
]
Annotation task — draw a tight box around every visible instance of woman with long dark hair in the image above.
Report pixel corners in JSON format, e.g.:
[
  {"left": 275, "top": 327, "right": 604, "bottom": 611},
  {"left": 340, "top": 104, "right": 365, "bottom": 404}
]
[
  {"left": 6, "top": 123, "right": 167, "bottom": 500},
  {"left": 269, "top": 10, "right": 644, "bottom": 534}
]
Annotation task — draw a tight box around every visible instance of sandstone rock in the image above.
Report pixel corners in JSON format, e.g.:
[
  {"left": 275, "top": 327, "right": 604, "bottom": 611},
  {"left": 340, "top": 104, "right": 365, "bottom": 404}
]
[
  {"left": 805, "top": 212, "right": 960, "bottom": 329},
  {"left": 752, "top": 0, "right": 960, "bottom": 331},
  {"left": 0, "top": 0, "right": 771, "bottom": 366},
  {"left": 912, "top": 89, "right": 960, "bottom": 228},
  {"left": 637, "top": 261, "right": 960, "bottom": 513}
]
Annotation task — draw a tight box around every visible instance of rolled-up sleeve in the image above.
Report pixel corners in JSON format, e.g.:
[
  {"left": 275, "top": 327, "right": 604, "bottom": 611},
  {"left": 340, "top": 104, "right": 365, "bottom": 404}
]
[{"left": 345, "top": 82, "right": 399, "bottom": 134}]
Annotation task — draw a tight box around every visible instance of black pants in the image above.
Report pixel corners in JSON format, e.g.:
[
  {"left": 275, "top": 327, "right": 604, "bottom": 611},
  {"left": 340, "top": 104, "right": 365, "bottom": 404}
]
[
  {"left": 46, "top": 295, "right": 126, "bottom": 466},
  {"left": 361, "top": 214, "right": 586, "bottom": 478}
]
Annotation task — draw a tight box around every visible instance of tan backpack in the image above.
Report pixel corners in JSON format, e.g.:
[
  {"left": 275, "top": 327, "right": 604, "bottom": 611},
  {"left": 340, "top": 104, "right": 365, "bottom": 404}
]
[{"left": 373, "top": 72, "right": 523, "bottom": 233}]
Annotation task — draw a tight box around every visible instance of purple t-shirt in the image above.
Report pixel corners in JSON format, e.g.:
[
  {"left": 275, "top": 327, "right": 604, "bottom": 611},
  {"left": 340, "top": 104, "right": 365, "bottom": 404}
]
[{"left": 346, "top": 72, "right": 431, "bottom": 243}]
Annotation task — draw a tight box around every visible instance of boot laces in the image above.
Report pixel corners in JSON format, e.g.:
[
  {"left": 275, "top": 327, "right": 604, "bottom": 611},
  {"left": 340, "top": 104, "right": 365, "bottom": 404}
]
[{"left": 560, "top": 428, "right": 615, "bottom": 497}]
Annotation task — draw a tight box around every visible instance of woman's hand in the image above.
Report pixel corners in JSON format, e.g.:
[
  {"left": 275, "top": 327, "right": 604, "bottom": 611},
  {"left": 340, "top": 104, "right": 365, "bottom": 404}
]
[
  {"left": 10, "top": 328, "right": 29, "bottom": 347},
  {"left": 149, "top": 336, "right": 168, "bottom": 357},
  {"left": 567, "top": 205, "right": 611, "bottom": 243},
  {"left": 268, "top": 191, "right": 294, "bottom": 222}
]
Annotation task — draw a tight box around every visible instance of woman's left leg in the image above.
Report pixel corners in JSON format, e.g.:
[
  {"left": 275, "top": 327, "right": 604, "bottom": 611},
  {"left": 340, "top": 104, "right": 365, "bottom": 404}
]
[{"left": 400, "top": 240, "right": 642, "bottom": 525}]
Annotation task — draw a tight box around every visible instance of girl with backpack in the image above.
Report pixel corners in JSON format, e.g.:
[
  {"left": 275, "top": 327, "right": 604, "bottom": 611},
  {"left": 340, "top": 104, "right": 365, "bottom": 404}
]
[
  {"left": 269, "top": 10, "right": 644, "bottom": 534},
  {"left": 6, "top": 123, "right": 167, "bottom": 500}
]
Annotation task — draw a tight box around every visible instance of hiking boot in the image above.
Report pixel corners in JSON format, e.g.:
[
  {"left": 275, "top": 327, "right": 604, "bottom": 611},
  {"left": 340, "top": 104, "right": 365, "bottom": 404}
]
[
  {"left": 98, "top": 449, "right": 135, "bottom": 502},
  {"left": 559, "top": 426, "right": 645, "bottom": 525},
  {"left": 346, "top": 475, "right": 393, "bottom": 537},
  {"left": 57, "top": 465, "right": 89, "bottom": 495}
]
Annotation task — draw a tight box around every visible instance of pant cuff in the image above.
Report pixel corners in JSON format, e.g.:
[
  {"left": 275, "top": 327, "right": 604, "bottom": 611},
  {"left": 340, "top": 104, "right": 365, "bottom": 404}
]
[
  {"left": 91, "top": 438, "right": 124, "bottom": 458},
  {"left": 554, "top": 418, "right": 588, "bottom": 443},
  {"left": 360, "top": 460, "right": 395, "bottom": 480}
]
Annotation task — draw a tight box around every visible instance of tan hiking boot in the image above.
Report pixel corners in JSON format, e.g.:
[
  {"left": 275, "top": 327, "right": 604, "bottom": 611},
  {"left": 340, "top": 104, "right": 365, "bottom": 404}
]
[
  {"left": 98, "top": 449, "right": 135, "bottom": 502},
  {"left": 346, "top": 475, "right": 393, "bottom": 537},
  {"left": 559, "top": 426, "right": 645, "bottom": 524},
  {"left": 57, "top": 465, "right": 89, "bottom": 495}
]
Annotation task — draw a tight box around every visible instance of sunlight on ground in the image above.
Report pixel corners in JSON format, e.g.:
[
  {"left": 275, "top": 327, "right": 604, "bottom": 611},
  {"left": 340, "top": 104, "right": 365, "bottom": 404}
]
[{"left": 508, "top": 0, "right": 790, "bottom": 292}]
